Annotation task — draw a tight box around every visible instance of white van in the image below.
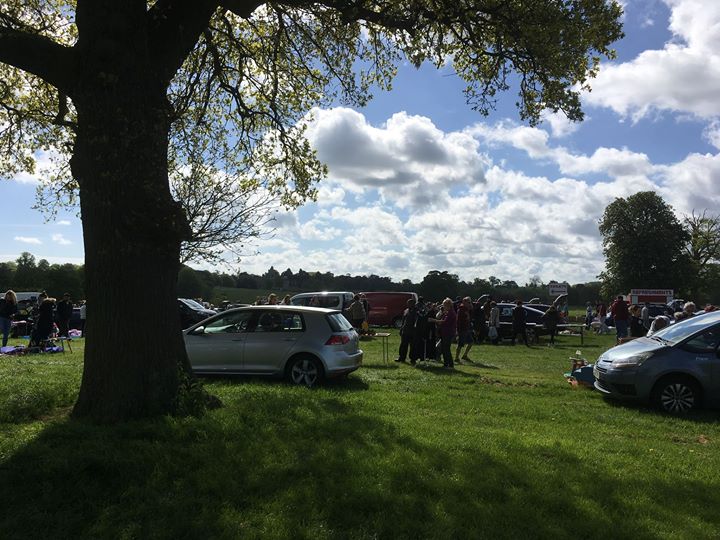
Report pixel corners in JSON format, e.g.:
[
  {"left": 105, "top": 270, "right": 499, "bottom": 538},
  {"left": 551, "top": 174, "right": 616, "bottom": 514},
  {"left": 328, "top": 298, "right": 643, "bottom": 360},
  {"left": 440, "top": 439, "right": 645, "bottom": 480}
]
[
  {"left": 290, "top": 291, "right": 355, "bottom": 311},
  {"left": 15, "top": 291, "right": 42, "bottom": 303}
]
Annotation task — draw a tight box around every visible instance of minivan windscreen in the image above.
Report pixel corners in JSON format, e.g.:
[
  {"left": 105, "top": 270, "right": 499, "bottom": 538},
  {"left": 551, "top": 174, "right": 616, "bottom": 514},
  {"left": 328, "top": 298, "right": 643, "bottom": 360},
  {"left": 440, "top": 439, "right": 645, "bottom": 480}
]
[{"left": 652, "top": 311, "right": 720, "bottom": 345}]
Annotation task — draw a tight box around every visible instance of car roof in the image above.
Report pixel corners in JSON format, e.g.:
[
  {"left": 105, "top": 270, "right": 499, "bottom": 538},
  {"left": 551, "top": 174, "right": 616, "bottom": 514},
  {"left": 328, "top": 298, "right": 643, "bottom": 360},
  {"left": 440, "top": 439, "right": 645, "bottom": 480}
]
[
  {"left": 291, "top": 291, "right": 353, "bottom": 297},
  {"left": 223, "top": 305, "right": 339, "bottom": 315}
]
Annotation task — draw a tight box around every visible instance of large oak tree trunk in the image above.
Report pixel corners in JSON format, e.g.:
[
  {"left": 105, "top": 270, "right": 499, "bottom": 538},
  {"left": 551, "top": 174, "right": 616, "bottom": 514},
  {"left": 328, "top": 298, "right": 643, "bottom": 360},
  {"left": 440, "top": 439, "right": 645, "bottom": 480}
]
[{"left": 70, "top": 1, "right": 192, "bottom": 422}]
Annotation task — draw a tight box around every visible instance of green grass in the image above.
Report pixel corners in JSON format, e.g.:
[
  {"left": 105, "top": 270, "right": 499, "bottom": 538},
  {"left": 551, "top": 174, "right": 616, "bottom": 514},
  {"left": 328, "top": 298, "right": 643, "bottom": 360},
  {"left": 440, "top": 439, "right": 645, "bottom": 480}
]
[{"left": 2, "top": 332, "right": 720, "bottom": 539}]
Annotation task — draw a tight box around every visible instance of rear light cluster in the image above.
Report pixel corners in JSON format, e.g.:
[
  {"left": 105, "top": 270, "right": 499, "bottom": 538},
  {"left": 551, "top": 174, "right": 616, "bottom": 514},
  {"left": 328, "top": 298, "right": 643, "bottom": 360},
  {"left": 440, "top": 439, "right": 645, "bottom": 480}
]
[{"left": 325, "top": 334, "right": 350, "bottom": 345}]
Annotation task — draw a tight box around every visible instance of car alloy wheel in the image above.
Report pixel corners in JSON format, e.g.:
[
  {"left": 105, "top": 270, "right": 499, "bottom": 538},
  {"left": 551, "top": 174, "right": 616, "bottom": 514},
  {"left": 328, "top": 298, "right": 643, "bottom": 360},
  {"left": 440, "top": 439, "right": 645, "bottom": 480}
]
[
  {"left": 289, "top": 356, "right": 321, "bottom": 387},
  {"left": 657, "top": 381, "right": 697, "bottom": 413}
]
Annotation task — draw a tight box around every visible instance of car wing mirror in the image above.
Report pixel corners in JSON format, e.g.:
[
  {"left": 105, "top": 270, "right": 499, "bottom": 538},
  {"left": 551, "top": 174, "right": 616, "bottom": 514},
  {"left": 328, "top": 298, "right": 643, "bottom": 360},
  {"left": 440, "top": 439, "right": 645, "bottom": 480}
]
[{"left": 190, "top": 326, "right": 206, "bottom": 335}]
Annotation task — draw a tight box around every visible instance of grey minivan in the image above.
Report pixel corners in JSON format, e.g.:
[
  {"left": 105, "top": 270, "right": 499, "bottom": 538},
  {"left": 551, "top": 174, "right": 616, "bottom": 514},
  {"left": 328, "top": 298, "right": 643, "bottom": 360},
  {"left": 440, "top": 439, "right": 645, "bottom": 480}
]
[{"left": 594, "top": 310, "right": 720, "bottom": 413}]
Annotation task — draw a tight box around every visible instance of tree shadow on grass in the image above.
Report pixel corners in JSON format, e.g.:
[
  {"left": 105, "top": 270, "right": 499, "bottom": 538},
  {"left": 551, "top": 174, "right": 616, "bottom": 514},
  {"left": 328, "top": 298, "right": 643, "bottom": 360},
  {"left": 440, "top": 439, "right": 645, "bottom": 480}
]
[
  {"left": 601, "top": 395, "right": 720, "bottom": 423},
  {"left": 2, "top": 391, "right": 720, "bottom": 538}
]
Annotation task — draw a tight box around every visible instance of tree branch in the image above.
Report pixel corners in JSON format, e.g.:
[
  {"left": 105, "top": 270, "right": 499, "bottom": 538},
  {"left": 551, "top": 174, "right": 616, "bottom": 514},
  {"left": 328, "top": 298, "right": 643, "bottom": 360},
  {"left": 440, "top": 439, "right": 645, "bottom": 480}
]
[
  {"left": 147, "top": 0, "right": 270, "bottom": 86},
  {"left": 0, "top": 27, "right": 74, "bottom": 92}
]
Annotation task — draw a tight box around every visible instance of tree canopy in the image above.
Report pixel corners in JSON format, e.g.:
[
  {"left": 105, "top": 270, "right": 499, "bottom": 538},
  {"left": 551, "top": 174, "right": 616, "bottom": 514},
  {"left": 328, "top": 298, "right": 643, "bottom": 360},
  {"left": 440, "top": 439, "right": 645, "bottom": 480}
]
[
  {"left": 598, "top": 191, "right": 690, "bottom": 296},
  {"left": 0, "top": 0, "right": 623, "bottom": 421}
]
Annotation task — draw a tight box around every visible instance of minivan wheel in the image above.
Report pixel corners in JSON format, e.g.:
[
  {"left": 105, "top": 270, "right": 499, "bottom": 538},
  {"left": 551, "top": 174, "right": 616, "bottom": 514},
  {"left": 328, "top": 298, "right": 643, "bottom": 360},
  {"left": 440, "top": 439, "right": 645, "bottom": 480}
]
[
  {"left": 652, "top": 377, "right": 701, "bottom": 413},
  {"left": 287, "top": 355, "right": 323, "bottom": 387}
]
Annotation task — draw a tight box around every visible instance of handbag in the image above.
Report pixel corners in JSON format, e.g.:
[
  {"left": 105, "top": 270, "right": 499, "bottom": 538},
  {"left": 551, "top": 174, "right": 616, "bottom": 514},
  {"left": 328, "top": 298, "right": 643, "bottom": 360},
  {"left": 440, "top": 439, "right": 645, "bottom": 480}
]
[{"left": 488, "top": 325, "right": 498, "bottom": 339}]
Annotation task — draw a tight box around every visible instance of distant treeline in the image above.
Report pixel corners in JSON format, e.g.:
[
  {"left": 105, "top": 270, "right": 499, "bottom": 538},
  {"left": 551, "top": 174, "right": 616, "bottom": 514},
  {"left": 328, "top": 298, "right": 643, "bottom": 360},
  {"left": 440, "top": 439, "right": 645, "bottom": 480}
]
[{"left": 2, "top": 252, "right": 603, "bottom": 306}]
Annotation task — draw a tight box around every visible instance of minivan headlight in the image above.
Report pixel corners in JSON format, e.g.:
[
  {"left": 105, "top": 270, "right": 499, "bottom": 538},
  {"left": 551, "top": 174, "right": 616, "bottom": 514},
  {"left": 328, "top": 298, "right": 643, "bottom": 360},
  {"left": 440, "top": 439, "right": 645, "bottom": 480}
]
[{"left": 612, "top": 352, "right": 654, "bottom": 369}]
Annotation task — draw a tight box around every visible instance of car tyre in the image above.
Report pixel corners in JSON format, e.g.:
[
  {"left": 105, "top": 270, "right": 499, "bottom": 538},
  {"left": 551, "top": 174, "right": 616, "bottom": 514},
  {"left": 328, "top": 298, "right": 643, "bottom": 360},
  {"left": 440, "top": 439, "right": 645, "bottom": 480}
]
[
  {"left": 287, "top": 355, "right": 323, "bottom": 387},
  {"left": 651, "top": 376, "right": 701, "bottom": 414}
]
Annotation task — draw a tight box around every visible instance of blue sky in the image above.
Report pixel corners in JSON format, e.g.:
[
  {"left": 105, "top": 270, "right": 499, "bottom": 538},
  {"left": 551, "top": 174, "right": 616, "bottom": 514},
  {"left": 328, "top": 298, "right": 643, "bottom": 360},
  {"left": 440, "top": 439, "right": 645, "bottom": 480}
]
[{"left": 3, "top": 0, "right": 720, "bottom": 285}]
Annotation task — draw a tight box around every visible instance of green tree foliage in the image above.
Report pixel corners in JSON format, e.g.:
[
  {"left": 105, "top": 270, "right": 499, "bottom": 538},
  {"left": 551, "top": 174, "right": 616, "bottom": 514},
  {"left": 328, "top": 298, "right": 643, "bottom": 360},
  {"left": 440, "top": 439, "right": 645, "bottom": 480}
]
[
  {"left": 13, "top": 252, "right": 38, "bottom": 290},
  {"left": 0, "top": 1, "right": 623, "bottom": 421},
  {"left": 598, "top": 192, "right": 690, "bottom": 297},
  {"left": 177, "top": 266, "right": 206, "bottom": 299},
  {"left": 683, "top": 211, "right": 720, "bottom": 302},
  {"left": 419, "top": 270, "right": 460, "bottom": 300}
]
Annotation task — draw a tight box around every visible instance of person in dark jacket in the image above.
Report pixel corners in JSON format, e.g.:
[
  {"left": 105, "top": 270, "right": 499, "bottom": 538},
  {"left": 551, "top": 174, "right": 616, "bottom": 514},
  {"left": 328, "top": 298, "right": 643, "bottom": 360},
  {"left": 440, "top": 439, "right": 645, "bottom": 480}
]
[
  {"left": 55, "top": 292, "right": 73, "bottom": 337},
  {"left": 31, "top": 295, "right": 56, "bottom": 346},
  {"left": 629, "top": 305, "right": 646, "bottom": 338},
  {"left": 542, "top": 304, "right": 560, "bottom": 345},
  {"left": 0, "top": 290, "right": 18, "bottom": 347},
  {"left": 411, "top": 298, "right": 429, "bottom": 364},
  {"left": 511, "top": 299, "right": 529, "bottom": 346},
  {"left": 395, "top": 298, "right": 417, "bottom": 364}
]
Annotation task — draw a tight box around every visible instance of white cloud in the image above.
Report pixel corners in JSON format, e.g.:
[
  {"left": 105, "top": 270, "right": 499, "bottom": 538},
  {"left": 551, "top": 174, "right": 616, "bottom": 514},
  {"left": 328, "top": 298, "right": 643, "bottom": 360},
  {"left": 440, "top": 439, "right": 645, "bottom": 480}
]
[
  {"left": 52, "top": 233, "right": 72, "bottom": 245},
  {"left": 14, "top": 236, "right": 42, "bottom": 245},
  {"left": 57, "top": 220, "right": 72, "bottom": 226},
  {"left": 306, "top": 107, "right": 488, "bottom": 209},
  {"left": 541, "top": 110, "right": 581, "bottom": 138},
  {"left": 585, "top": 0, "right": 720, "bottom": 120}
]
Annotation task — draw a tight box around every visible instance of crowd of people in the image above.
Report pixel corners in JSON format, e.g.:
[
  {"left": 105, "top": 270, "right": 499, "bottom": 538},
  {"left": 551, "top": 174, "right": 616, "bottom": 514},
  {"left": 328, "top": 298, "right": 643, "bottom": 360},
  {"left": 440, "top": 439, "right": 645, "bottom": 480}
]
[
  {"left": 388, "top": 296, "right": 564, "bottom": 369},
  {"left": 590, "top": 297, "right": 715, "bottom": 343},
  {"left": 0, "top": 289, "right": 86, "bottom": 348}
]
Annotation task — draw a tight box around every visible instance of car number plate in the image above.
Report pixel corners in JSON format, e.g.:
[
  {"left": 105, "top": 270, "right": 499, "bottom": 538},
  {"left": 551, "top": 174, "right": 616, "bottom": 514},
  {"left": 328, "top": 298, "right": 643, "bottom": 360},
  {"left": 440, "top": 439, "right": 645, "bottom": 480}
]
[{"left": 593, "top": 365, "right": 600, "bottom": 379}]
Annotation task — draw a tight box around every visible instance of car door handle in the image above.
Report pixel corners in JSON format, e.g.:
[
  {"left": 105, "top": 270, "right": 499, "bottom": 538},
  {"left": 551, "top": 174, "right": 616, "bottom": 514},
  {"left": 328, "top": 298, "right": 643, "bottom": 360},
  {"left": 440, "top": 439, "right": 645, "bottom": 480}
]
[
  {"left": 231, "top": 338, "right": 245, "bottom": 342},
  {"left": 282, "top": 338, "right": 296, "bottom": 342}
]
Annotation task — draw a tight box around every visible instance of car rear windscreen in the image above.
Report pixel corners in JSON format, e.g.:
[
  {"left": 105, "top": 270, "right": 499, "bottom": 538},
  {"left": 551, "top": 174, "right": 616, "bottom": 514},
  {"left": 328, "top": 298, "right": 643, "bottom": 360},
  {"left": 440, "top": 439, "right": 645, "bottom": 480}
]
[{"left": 327, "top": 313, "right": 353, "bottom": 332}]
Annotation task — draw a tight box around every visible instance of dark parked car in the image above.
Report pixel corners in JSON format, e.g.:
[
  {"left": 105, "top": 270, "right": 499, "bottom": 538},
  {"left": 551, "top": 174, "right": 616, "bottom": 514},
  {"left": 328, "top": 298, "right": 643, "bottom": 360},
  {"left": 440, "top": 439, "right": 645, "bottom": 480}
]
[
  {"left": 179, "top": 298, "right": 216, "bottom": 330},
  {"left": 594, "top": 310, "right": 720, "bottom": 413},
  {"left": 495, "top": 303, "right": 548, "bottom": 341}
]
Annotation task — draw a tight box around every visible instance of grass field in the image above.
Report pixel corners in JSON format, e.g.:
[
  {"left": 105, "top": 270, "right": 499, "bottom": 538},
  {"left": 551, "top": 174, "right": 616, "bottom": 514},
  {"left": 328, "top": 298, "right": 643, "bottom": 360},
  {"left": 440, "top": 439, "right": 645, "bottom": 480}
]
[{"left": 2, "top": 331, "right": 720, "bottom": 539}]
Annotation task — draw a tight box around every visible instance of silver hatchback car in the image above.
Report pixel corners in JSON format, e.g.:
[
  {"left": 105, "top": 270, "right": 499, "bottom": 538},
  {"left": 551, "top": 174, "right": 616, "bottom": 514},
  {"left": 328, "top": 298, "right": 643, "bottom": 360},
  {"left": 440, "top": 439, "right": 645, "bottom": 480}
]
[
  {"left": 183, "top": 305, "right": 363, "bottom": 386},
  {"left": 594, "top": 310, "right": 720, "bottom": 413}
]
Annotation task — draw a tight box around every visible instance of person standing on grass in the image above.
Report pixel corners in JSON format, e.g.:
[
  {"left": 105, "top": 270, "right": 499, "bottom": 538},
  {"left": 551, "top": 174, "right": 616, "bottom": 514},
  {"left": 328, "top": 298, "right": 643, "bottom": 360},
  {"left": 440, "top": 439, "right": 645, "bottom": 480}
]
[
  {"left": 542, "top": 303, "right": 560, "bottom": 345},
  {"left": 345, "top": 294, "right": 366, "bottom": 330},
  {"left": 611, "top": 295, "right": 629, "bottom": 342},
  {"left": 30, "top": 295, "right": 55, "bottom": 346},
  {"left": 630, "top": 305, "right": 645, "bottom": 338},
  {"left": 0, "top": 290, "right": 18, "bottom": 347},
  {"left": 585, "top": 302, "right": 594, "bottom": 330},
  {"left": 79, "top": 301, "right": 87, "bottom": 337},
  {"left": 455, "top": 297, "right": 474, "bottom": 363},
  {"left": 641, "top": 302, "right": 650, "bottom": 330},
  {"left": 511, "top": 299, "right": 529, "bottom": 347},
  {"left": 411, "top": 297, "right": 429, "bottom": 364},
  {"left": 430, "top": 298, "right": 457, "bottom": 368},
  {"left": 488, "top": 301, "right": 500, "bottom": 345},
  {"left": 595, "top": 300, "right": 608, "bottom": 334},
  {"left": 395, "top": 298, "right": 417, "bottom": 364},
  {"left": 55, "top": 292, "right": 73, "bottom": 337}
]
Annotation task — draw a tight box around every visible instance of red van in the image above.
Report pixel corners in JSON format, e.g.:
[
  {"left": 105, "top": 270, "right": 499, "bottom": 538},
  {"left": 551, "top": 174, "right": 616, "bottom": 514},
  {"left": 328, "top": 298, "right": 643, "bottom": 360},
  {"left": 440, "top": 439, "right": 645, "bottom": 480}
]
[{"left": 360, "top": 291, "right": 418, "bottom": 328}]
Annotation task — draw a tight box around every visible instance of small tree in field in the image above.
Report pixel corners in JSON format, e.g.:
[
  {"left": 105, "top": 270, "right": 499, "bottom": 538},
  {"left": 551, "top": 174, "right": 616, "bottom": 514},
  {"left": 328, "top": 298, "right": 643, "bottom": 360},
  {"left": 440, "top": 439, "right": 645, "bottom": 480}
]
[{"left": 0, "top": 1, "right": 623, "bottom": 422}]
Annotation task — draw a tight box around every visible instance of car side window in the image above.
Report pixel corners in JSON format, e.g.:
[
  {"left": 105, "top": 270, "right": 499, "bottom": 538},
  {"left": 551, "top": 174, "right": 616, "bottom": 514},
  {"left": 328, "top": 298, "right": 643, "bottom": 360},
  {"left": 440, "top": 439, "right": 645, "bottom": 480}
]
[
  {"left": 501, "top": 307, "right": 513, "bottom": 317},
  {"left": 204, "top": 312, "right": 253, "bottom": 334},
  {"left": 682, "top": 327, "right": 720, "bottom": 353},
  {"left": 253, "top": 311, "right": 305, "bottom": 332}
]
